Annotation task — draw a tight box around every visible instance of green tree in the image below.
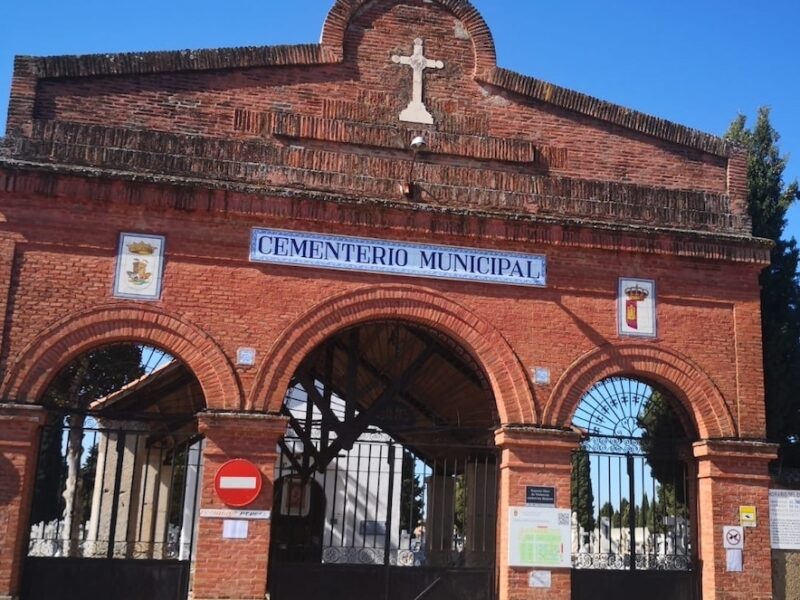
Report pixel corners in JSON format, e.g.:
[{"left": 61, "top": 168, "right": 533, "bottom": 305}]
[
  {"left": 612, "top": 498, "right": 630, "bottom": 528},
  {"left": 638, "top": 494, "right": 651, "bottom": 529},
  {"left": 599, "top": 501, "right": 614, "bottom": 519},
  {"left": 79, "top": 444, "right": 99, "bottom": 524},
  {"left": 29, "top": 424, "right": 66, "bottom": 525},
  {"left": 726, "top": 109, "right": 800, "bottom": 464},
  {"left": 454, "top": 475, "right": 466, "bottom": 534},
  {"left": 638, "top": 389, "right": 688, "bottom": 502},
  {"left": 399, "top": 451, "right": 424, "bottom": 534},
  {"left": 571, "top": 449, "right": 596, "bottom": 531},
  {"left": 37, "top": 344, "right": 144, "bottom": 556}
]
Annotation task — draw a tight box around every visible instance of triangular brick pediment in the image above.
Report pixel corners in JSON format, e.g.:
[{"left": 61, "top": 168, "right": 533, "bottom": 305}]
[{"left": 1, "top": 0, "right": 751, "bottom": 236}]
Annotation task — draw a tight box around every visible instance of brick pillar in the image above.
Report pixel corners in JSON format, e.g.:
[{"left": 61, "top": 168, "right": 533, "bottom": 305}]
[
  {"left": 693, "top": 440, "right": 777, "bottom": 600},
  {"left": 0, "top": 404, "right": 46, "bottom": 600},
  {"left": 193, "top": 411, "right": 288, "bottom": 600},
  {"left": 495, "top": 427, "right": 581, "bottom": 600}
]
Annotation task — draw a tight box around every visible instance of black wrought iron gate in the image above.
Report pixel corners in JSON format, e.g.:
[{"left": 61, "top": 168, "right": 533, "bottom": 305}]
[
  {"left": 570, "top": 377, "right": 700, "bottom": 600},
  {"left": 268, "top": 433, "right": 497, "bottom": 600},
  {"left": 268, "top": 321, "right": 500, "bottom": 600},
  {"left": 20, "top": 413, "right": 203, "bottom": 600}
]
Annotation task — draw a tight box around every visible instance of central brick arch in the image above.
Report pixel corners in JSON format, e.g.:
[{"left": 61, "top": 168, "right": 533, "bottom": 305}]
[
  {"left": 542, "top": 343, "right": 736, "bottom": 439},
  {"left": 321, "top": 0, "right": 497, "bottom": 73},
  {"left": 0, "top": 304, "right": 242, "bottom": 411},
  {"left": 249, "top": 284, "right": 536, "bottom": 424}
]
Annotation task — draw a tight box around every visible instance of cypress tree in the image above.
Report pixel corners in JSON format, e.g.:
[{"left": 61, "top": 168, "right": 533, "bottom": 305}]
[
  {"left": 726, "top": 108, "right": 800, "bottom": 464},
  {"left": 571, "top": 449, "right": 596, "bottom": 531}
]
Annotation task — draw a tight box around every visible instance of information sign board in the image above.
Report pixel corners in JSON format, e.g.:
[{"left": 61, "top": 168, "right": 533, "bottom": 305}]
[
  {"left": 770, "top": 489, "right": 800, "bottom": 549},
  {"left": 526, "top": 486, "right": 556, "bottom": 507},
  {"left": 507, "top": 507, "right": 571, "bottom": 568}
]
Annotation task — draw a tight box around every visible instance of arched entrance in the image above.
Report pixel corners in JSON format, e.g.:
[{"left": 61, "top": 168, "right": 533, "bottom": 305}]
[
  {"left": 268, "top": 320, "right": 500, "bottom": 600},
  {"left": 570, "top": 377, "right": 699, "bottom": 600},
  {"left": 20, "top": 343, "right": 206, "bottom": 600}
]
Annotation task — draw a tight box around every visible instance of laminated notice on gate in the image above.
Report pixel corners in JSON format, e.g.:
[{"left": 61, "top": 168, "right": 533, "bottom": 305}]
[
  {"left": 508, "top": 507, "right": 571, "bottom": 568},
  {"left": 770, "top": 490, "right": 800, "bottom": 549}
]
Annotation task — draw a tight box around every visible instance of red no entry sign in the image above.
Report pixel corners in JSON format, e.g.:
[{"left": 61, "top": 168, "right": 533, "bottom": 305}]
[{"left": 214, "top": 459, "right": 263, "bottom": 507}]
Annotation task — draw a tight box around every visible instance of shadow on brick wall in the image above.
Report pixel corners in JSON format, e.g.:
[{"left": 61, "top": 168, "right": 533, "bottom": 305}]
[{"left": 0, "top": 452, "right": 21, "bottom": 505}]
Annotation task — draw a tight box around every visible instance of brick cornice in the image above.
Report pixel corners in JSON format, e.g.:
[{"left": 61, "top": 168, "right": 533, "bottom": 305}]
[
  {"left": 3, "top": 119, "right": 750, "bottom": 235},
  {"left": 20, "top": 44, "right": 337, "bottom": 80},
  {"left": 1, "top": 116, "right": 756, "bottom": 233},
  {"left": 0, "top": 161, "right": 772, "bottom": 265}
]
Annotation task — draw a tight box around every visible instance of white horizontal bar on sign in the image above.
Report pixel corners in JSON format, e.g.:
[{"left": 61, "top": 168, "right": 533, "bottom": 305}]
[
  {"left": 201, "top": 508, "right": 271, "bottom": 520},
  {"left": 219, "top": 476, "right": 258, "bottom": 490}
]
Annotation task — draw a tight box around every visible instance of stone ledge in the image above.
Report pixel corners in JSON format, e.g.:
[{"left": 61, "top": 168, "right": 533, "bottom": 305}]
[
  {"left": 197, "top": 411, "right": 289, "bottom": 436},
  {"left": 693, "top": 438, "right": 779, "bottom": 460},
  {"left": 495, "top": 426, "right": 582, "bottom": 449},
  {"left": 0, "top": 402, "right": 47, "bottom": 424},
  {"left": 199, "top": 410, "right": 286, "bottom": 422}
]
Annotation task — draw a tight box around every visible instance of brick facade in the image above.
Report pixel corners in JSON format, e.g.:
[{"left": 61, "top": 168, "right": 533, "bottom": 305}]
[
  {"left": 0, "top": 405, "right": 46, "bottom": 600},
  {"left": 0, "top": 1, "right": 776, "bottom": 599}
]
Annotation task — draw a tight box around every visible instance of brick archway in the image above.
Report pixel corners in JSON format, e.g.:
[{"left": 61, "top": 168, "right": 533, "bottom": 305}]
[
  {"left": 543, "top": 343, "right": 736, "bottom": 439},
  {"left": 249, "top": 284, "right": 536, "bottom": 424},
  {"left": 0, "top": 304, "right": 242, "bottom": 410},
  {"left": 321, "top": 0, "right": 497, "bottom": 73}
]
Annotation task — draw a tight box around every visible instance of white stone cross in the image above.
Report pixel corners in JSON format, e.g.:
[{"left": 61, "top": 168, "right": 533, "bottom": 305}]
[{"left": 392, "top": 38, "right": 444, "bottom": 125}]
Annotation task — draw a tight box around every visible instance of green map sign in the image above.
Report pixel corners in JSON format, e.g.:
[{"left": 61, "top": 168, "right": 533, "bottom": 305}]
[{"left": 507, "top": 507, "right": 571, "bottom": 568}]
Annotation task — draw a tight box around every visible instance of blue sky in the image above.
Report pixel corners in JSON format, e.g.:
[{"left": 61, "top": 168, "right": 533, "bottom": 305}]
[{"left": 1, "top": 0, "right": 798, "bottom": 242}]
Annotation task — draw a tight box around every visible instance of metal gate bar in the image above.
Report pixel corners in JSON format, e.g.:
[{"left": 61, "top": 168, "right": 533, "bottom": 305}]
[
  {"left": 572, "top": 446, "right": 693, "bottom": 571},
  {"left": 270, "top": 430, "right": 497, "bottom": 600},
  {"left": 22, "top": 413, "right": 203, "bottom": 600}
]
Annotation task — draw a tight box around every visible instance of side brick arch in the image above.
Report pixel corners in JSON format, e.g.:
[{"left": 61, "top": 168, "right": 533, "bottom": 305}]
[
  {"left": 249, "top": 284, "right": 536, "bottom": 424},
  {"left": 321, "top": 0, "right": 497, "bottom": 73},
  {"left": 0, "top": 304, "right": 242, "bottom": 411},
  {"left": 542, "top": 343, "right": 737, "bottom": 439}
]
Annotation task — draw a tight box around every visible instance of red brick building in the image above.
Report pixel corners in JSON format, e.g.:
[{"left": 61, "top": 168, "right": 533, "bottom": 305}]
[{"left": 0, "top": 1, "right": 776, "bottom": 599}]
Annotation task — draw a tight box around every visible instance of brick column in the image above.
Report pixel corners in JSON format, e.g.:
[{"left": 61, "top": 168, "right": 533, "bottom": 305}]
[
  {"left": 193, "top": 411, "right": 288, "bottom": 600},
  {"left": 495, "top": 427, "right": 581, "bottom": 600},
  {"left": 0, "top": 404, "right": 46, "bottom": 600},
  {"left": 693, "top": 440, "right": 777, "bottom": 600}
]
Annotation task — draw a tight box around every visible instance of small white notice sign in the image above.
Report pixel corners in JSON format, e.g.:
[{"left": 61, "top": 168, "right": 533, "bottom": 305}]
[
  {"left": 726, "top": 549, "right": 743, "bottom": 572},
  {"left": 529, "top": 571, "right": 552, "bottom": 588},
  {"left": 222, "top": 519, "right": 249, "bottom": 539},
  {"left": 770, "top": 489, "right": 800, "bottom": 549},
  {"left": 723, "top": 526, "right": 744, "bottom": 550}
]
